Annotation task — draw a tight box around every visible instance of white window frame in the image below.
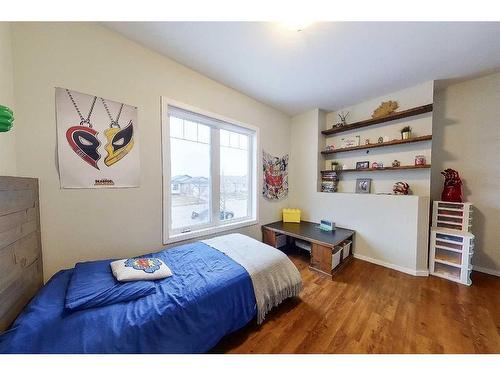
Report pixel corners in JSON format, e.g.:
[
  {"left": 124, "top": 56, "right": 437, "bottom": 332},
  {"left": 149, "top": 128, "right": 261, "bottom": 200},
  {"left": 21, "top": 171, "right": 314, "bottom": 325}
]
[{"left": 161, "top": 98, "right": 259, "bottom": 244}]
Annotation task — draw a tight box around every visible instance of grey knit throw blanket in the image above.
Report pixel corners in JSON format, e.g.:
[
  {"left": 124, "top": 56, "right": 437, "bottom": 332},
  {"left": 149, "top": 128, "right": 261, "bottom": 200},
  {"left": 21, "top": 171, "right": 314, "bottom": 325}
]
[{"left": 203, "top": 233, "right": 302, "bottom": 324}]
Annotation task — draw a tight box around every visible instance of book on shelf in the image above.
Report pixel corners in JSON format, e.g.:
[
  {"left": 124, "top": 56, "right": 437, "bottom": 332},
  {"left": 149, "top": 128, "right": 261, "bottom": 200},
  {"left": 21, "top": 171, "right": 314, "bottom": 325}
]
[{"left": 321, "top": 171, "right": 339, "bottom": 192}]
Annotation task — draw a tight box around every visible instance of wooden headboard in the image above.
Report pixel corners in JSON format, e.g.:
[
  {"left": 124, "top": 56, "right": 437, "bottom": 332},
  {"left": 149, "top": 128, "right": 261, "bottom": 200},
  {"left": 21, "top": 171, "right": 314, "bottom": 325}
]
[{"left": 0, "top": 176, "right": 43, "bottom": 332}]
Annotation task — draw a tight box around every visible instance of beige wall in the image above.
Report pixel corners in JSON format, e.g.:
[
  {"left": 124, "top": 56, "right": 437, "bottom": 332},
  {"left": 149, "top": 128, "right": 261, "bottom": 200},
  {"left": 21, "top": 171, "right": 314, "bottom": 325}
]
[
  {"left": 11, "top": 23, "right": 291, "bottom": 280},
  {"left": 289, "top": 109, "right": 430, "bottom": 276},
  {"left": 0, "top": 23, "right": 16, "bottom": 176},
  {"left": 432, "top": 72, "right": 500, "bottom": 276}
]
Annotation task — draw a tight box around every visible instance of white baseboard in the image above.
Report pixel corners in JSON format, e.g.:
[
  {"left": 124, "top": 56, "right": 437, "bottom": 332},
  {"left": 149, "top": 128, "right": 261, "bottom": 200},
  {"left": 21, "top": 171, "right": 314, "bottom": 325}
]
[
  {"left": 353, "top": 253, "right": 429, "bottom": 277},
  {"left": 473, "top": 265, "right": 500, "bottom": 277}
]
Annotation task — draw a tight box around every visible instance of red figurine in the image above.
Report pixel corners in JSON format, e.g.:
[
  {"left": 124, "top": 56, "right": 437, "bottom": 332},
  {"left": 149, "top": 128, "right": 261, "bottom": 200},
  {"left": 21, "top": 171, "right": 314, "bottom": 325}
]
[{"left": 441, "top": 168, "right": 463, "bottom": 202}]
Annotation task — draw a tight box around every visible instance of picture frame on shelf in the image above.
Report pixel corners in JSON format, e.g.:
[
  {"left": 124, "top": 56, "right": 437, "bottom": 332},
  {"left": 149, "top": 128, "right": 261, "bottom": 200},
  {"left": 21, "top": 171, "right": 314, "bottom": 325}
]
[
  {"left": 355, "top": 178, "right": 372, "bottom": 194},
  {"left": 415, "top": 155, "right": 426, "bottom": 165},
  {"left": 356, "top": 161, "right": 370, "bottom": 170}
]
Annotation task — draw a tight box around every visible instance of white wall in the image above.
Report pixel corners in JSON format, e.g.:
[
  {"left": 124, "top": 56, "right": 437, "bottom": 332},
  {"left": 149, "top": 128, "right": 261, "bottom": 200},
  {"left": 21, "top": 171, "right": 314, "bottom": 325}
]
[
  {"left": 11, "top": 22, "right": 291, "bottom": 280},
  {"left": 432, "top": 72, "right": 500, "bottom": 276},
  {"left": 289, "top": 106, "right": 430, "bottom": 275},
  {"left": 324, "top": 82, "right": 434, "bottom": 195},
  {"left": 0, "top": 23, "right": 16, "bottom": 176}
]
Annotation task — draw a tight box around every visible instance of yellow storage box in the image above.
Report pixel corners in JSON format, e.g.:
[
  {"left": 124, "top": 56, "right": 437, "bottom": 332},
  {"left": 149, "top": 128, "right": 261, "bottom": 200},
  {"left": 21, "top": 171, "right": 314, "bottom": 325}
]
[{"left": 282, "top": 208, "right": 301, "bottom": 223}]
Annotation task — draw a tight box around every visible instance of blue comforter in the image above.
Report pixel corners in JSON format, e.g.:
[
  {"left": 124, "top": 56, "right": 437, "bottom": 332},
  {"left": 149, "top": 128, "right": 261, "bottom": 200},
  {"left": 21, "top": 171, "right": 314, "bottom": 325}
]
[{"left": 0, "top": 242, "right": 257, "bottom": 353}]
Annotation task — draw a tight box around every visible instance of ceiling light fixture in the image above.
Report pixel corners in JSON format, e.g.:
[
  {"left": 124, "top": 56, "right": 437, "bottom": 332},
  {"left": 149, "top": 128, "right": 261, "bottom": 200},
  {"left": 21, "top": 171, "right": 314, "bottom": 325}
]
[{"left": 280, "top": 21, "right": 314, "bottom": 32}]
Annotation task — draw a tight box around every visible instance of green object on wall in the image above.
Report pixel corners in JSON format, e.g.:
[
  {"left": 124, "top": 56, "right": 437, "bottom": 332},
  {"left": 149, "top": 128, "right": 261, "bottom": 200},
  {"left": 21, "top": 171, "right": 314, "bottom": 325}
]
[{"left": 0, "top": 105, "right": 14, "bottom": 132}]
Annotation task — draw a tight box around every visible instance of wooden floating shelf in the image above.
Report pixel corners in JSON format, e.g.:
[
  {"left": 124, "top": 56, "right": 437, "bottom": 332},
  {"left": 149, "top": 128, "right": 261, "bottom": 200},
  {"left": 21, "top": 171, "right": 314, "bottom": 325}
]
[
  {"left": 321, "top": 134, "right": 432, "bottom": 155},
  {"left": 322, "top": 104, "right": 433, "bottom": 136},
  {"left": 321, "top": 164, "right": 431, "bottom": 173}
]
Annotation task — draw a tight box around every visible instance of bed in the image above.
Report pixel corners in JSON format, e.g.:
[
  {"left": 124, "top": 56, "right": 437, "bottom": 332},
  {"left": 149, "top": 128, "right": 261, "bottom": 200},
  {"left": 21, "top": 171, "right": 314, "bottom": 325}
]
[{"left": 0, "top": 184, "right": 302, "bottom": 354}]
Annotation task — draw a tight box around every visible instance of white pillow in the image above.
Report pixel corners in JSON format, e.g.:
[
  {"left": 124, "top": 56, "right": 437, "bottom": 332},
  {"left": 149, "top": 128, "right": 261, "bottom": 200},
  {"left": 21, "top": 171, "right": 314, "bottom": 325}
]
[{"left": 110, "top": 257, "right": 172, "bottom": 282}]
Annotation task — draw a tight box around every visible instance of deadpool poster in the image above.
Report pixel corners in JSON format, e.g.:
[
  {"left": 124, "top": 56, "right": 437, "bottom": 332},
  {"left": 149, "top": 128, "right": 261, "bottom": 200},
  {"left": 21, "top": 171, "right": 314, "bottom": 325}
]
[
  {"left": 262, "top": 151, "right": 288, "bottom": 200},
  {"left": 55, "top": 88, "right": 140, "bottom": 188}
]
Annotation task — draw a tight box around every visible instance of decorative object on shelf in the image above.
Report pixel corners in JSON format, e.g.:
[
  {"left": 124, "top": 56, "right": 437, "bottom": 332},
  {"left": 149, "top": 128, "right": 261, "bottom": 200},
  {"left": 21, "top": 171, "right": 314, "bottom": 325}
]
[
  {"left": 322, "top": 104, "right": 433, "bottom": 137},
  {"left": 372, "top": 100, "right": 399, "bottom": 119},
  {"left": 322, "top": 164, "right": 431, "bottom": 173},
  {"left": 414, "top": 155, "right": 426, "bottom": 166},
  {"left": 342, "top": 164, "right": 348, "bottom": 170},
  {"left": 331, "top": 111, "right": 350, "bottom": 129},
  {"left": 377, "top": 137, "right": 384, "bottom": 144},
  {"left": 401, "top": 126, "right": 412, "bottom": 140},
  {"left": 356, "top": 161, "right": 369, "bottom": 170},
  {"left": 340, "top": 135, "right": 360, "bottom": 148},
  {"left": 393, "top": 181, "right": 410, "bottom": 195},
  {"left": 392, "top": 159, "right": 401, "bottom": 167},
  {"left": 372, "top": 162, "right": 384, "bottom": 169},
  {"left": 263, "top": 151, "right": 289, "bottom": 200},
  {"left": 331, "top": 161, "right": 341, "bottom": 171},
  {"left": 321, "top": 135, "right": 433, "bottom": 155},
  {"left": 338, "top": 111, "right": 349, "bottom": 126},
  {"left": 56, "top": 87, "right": 140, "bottom": 189},
  {"left": 441, "top": 168, "right": 463, "bottom": 202},
  {"left": 355, "top": 178, "right": 371, "bottom": 194},
  {"left": 324, "top": 144, "right": 335, "bottom": 152},
  {"left": 0, "top": 105, "right": 14, "bottom": 132},
  {"left": 365, "top": 138, "right": 370, "bottom": 145},
  {"left": 321, "top": 171, "right": 339, "bottom": 193}
]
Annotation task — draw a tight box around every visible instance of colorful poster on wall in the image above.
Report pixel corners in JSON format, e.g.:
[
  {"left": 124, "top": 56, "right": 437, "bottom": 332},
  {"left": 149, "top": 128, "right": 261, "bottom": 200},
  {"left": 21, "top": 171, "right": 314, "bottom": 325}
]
[
  {"left": 262, "top": 151, "right": 288, "bottom": 200},
  {"left": 55, "top": 87, "right": 140, "bottom": 188}
]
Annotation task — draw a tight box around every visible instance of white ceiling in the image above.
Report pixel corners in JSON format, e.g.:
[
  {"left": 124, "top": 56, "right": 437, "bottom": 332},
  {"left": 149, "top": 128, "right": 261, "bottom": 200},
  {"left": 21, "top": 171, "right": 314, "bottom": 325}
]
[{"left": 104, "top": 22, "right": 500, "bottom": 115}]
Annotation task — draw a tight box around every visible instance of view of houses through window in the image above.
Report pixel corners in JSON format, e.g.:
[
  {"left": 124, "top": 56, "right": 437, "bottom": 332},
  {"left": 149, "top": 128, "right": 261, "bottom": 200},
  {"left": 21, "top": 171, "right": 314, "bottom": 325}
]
[
  {"left": 220, "top": 129, "right": 249, "bottom": 222},
  {"left": 168, "top": 108, "right": 254, "bottom": 236}
]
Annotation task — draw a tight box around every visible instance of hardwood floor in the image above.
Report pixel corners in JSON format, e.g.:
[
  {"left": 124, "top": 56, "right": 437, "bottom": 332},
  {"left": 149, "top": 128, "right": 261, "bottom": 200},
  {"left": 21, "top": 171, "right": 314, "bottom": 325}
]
[{"left": 212, "top": 251, "right": 500, "bottom": 354}]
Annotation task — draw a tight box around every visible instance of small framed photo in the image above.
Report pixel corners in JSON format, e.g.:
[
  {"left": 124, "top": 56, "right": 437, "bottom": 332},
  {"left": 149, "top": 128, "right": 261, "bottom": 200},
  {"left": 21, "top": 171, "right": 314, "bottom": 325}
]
[
  {"left": 356, "top": 161, "right": 370, "bottom": 170},
  {"left": 355, "top": 178, "right": 372, "bottom": 194}
]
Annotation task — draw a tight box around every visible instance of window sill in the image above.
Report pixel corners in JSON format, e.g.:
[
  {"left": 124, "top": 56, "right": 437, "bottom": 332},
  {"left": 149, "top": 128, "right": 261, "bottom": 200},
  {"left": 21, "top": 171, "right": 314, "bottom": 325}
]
[{"left": 164, "top": 218, "right": 258, "bottom": 245}]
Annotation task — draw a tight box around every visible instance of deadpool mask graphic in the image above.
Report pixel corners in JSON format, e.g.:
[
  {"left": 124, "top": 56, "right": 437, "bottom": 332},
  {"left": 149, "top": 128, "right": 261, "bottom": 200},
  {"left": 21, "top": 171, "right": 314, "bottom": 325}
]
[
  {"left": 104, "top": 120, "right": 134, "bottom": 166},
  {"left": 66, "top": 126, "right": 101, "bottom": 169}
]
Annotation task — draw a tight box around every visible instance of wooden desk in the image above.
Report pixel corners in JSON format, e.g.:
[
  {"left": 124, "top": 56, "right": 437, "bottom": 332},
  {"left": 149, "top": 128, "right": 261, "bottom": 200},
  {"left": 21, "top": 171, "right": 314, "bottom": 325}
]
[{"left": 262, "top": 221, "right": 355, "bottom": 277}]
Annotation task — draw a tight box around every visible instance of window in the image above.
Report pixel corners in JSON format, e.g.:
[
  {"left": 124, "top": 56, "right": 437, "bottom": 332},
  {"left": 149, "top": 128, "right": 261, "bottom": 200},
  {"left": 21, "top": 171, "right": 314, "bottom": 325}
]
[{"left": 162, "top": 101, "right": 257, "bottom": 242}]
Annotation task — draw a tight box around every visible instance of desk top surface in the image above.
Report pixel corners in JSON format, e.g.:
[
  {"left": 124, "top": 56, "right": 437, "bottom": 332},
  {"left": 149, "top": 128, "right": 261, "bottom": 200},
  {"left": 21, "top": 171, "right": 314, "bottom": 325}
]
[{"left": 262, "top": 221, "right": 354, "bottom": 247}]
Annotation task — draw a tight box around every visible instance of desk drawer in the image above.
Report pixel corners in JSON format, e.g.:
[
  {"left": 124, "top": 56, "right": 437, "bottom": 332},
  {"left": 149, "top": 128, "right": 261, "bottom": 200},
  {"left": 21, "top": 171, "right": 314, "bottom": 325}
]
[
  {"left": 262, "top": 227, "right": 277, "bottom": 247},
  {"left": 311, "top": 243, "right": 332, "bottom": 274}
]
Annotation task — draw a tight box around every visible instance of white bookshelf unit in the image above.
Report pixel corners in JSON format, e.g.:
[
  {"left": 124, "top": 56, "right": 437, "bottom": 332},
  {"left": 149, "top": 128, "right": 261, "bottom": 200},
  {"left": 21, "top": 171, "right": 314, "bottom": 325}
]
[{"left": 430, "top": 201, "right": 474, "bottom": 286}]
